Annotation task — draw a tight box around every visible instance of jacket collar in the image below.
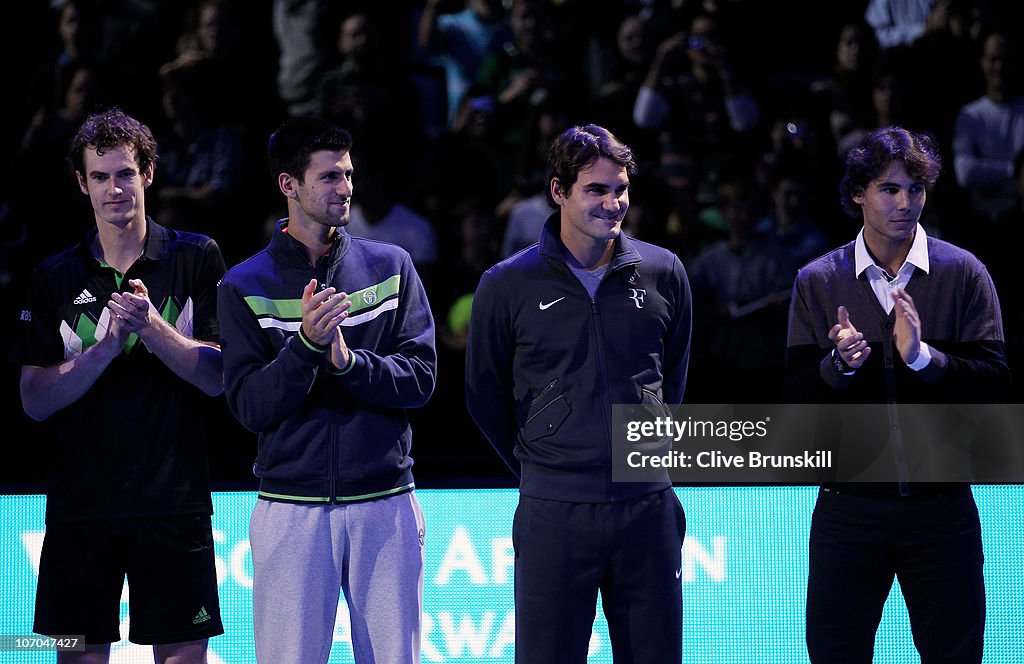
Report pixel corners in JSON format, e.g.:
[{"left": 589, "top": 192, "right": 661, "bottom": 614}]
[
  {"left": 537, "top": 212, "right": 642, "bottom": 271},
  {"left": 268, "top": 218, "right": 350, "bottom": 268}
]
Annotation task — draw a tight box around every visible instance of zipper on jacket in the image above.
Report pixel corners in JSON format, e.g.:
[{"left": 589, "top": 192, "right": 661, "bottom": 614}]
[
  {"left": 588, "top": 262, "right": 639, "bottom": 502},
  {"left": 329, "top": 407, "right": 337, "bottom": 504},
  {"left": 529, "top": 379, "right": 560, "bottom": 408},
  {"left": 589, "top": 295, "right": 617, "bottom": 502},
  {"left": 552, "top": 256, "right": 637, "bottom": 501}
]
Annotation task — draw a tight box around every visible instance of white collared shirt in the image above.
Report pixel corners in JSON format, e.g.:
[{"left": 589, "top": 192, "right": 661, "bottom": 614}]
[{"left": 853, "top": 223, "right": 932, "bottom": 370}]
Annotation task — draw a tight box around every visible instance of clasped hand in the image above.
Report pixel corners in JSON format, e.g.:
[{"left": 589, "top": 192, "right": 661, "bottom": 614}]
[
  {"left": 107, "top": 278, "right": 155, "bottom": 340},
  {"left": 300, "top": 279, "right": 353, "bottom": 368},
  {"left": 828, "top": 288, "right": 922, "bottom": 368}
]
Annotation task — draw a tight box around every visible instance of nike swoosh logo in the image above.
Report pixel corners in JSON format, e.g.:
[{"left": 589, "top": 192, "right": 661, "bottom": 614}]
[
  {"left": 538, "top": 297, "right": 565, "bottom": 310},
  {"left": 675, "top": 568, "right": 682, "bottom": 579}
]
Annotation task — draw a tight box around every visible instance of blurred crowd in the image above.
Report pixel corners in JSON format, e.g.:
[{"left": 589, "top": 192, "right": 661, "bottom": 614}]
[{"left": 2, "top": 0, "right": 1023, "bottom": 486}]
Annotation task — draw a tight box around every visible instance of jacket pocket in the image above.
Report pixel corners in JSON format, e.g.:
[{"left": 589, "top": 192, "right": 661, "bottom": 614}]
[
  {"left": 523, "top": 394, "right": 572, "bottom": 441},
  {"left": 641, "top": 387, "right": 671, "bottom": 419}
]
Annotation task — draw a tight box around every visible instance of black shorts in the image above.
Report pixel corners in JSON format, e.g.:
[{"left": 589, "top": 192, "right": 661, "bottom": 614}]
[{"left": 33, "top": 513, "right": 224, "bottom": 646}]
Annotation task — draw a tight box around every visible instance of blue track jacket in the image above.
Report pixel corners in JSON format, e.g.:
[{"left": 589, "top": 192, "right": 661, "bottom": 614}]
[{"left": 217, "top": 221, "right": 436, "bottom": 503}]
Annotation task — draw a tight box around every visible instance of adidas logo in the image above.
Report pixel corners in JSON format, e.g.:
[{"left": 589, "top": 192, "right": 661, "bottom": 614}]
[
  {"left": 73, "top": 289, "right": 97, "bottom": 305},
  {"left": 192, "top": 607, "right": 212, "bottom": 625}
]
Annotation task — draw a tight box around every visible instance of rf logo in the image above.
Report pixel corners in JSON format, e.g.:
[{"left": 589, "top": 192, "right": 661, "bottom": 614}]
[{"left": 629, "top": 288, "right": 646, "bottom": 309}]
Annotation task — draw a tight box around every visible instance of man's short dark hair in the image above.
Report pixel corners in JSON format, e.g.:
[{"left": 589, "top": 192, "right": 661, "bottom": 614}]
[
  {"left": 68, "top": 107, "right": 158, "bottom": 177},
  {"left": 839, "top": 126, "right": 941, "bottom": 217},
  {"left": 267, "top": 116, "right": 353, "bottom": 184},
  {"left": 545, "top": 124, "right": 637, "bottom": 207}
]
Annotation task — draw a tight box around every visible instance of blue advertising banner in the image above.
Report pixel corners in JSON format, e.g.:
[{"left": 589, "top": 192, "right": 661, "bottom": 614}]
[{"left": 1, "top": 486, "right": 1021, "bottom": 663}]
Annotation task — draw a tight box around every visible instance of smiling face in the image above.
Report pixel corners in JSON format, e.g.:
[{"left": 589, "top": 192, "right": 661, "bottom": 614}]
[
  {"left": 853, "top": 160, "right": 926, "bottom": 250},
  {"left": 553, "top": 156, "right": 630, "bottom": 249},
  {"left": 76, "top": 144, "right": 152, "bottom": 228},
  {"left": 282, "top": 149, "right": 354, "bottom": 233}
]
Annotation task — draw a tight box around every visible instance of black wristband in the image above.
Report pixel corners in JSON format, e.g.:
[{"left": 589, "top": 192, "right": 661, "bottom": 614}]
[{"left": 831, "top": 349, "right": 854, "bottom": 374}]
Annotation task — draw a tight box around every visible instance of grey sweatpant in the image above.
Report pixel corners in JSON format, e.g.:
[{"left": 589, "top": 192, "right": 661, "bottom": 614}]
[{"left": 250, "top": 492, "right": 426, "bottom": 664}]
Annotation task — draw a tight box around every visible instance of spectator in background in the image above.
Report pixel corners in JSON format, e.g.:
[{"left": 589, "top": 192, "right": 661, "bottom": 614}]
[
  {"left": 834, "top": 58, "right": 911, "bottom": 158},
  {"left": 757, "top": 112, "right": 837, "bottom": 224},
  {"left": 810, "top": 19, "right": 880, "bottom": 160},
  {"left": 417, "top": 0, "right": 509, "bottom": 129},
  {"left": 420, "top": 84, "right": 509, "bottom": 231},
  {"left": 586, "top": 10, "right": 651, "bottom": 99},
  {"left": 163, "top": 0, "right": 277, "bottom": 126},
  {"left": 589, "top": 12, "right": 658, "bottom": 157},
  {"left": 319, "top": 12, "right": 387, "bottom": 82},
  {"left": 272, "top": 0, "right": 336, "bottom": 117},
  {"left": 19, "top": 0, "right": 166, "bottom": 149},
  {"left": 953, "top": 30, "right": 1024, "bottom": 223},
  {"left": 868, "top": 64, "right": 909, "bottom": 135},
  {"left": 902, "top": 0, "right": 986, "bottom": 157},
  {"left": 346, "top": 151, "right": 439, "bottom": 276},
  {"left": 159, "top": 0, "right": 281, "bottom": 266},
  {"left": 757, "top": 168, "right": 833, "bottom": 272},
  {"left": 634, "top": 12, "right": 760, "bottom": 212},
  {"left": 689, "top": 175, "right": 794, "bottom": 402},
  {"left": 16, "top": 62, "right": 104, "bottom": 236},
  {"left": 170, "top": 0, "right": 241, "bottom": 67},
  {"left": 317, "top": 12, "right": 426, "bottom": 161},
  {"left": 658, "top": 145, "right": 705, "bottom": 263},
  {"left": 498, "top": 92, "right": 570, "bottom": 258},
  {"left": 476, "top": 0, "right": 574, "bottom": 150},
  {"left": 25, "top": 1, "right": 100, "bottom": 125},
  {"left": 500, "top": 190, "right": 549, "bottom": 258},
  {"left": 864, "top": 0, "right": 936, "bottom": 51},
  {"left": 47, "top": 0, "right": 166, "bottom": 121},
  {"left": 153, "top": 58, "right": 248, "bottom": 264},
  {"left": 436, "top": 198, "right": 501, "bottom": 349}
]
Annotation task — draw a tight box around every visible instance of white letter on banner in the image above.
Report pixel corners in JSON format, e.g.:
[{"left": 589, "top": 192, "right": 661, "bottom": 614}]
[
  {"left": 682, "top": 536, "right": 726, "bottom": 581},
  {"left": 438, "top": 611, "right": 495, "bottom": 658},
  {"left": 434, "top": 526, "right": 488, "bottom": 584},
  {"left": 489, "top": 611, "right": 515, "bottom": 659},
  {"left": 492, "top": 538, "right": 514, "bottom": 584}
]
